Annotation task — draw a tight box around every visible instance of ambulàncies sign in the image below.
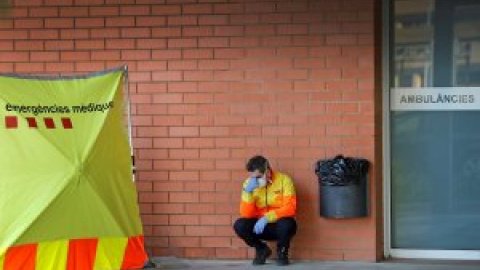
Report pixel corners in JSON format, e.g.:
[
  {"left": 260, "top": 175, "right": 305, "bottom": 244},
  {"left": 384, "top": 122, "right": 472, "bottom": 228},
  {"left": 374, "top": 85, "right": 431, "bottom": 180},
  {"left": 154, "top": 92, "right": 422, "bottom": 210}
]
[{"left": 391, "top": 87, "right": 480, "bottom": 111}]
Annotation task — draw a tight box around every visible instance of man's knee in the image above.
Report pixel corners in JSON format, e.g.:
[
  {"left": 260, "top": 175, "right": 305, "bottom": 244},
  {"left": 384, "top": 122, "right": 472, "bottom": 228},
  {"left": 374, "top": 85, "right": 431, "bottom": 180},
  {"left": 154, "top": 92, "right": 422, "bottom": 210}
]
[
  {"left": 276, "top": 217, "right": 297, "bottom": 235},
  {"left": 233, "top": 218, "right": 256, "bottom": 235}
]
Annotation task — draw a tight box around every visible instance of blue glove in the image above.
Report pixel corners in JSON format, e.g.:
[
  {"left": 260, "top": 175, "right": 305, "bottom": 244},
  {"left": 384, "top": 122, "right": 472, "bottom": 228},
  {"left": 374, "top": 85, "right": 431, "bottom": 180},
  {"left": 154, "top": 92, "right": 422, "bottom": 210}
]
[
  {"left": 253, "top": 216, "right": 268, "bottom": 234},
  {"left": 243, "top": 177, "right": 258, "bottom": 193}
]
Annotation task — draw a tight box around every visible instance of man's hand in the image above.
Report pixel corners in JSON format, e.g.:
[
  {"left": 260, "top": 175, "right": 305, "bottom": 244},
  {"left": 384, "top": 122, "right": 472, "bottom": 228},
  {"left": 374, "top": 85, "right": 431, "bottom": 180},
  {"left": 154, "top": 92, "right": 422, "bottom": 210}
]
[
  {"left": 253, "top": 216, "right": 268, "bottom": 234},
  {"left": 244, "top": 177, "right": 258, "bottom": 193}
]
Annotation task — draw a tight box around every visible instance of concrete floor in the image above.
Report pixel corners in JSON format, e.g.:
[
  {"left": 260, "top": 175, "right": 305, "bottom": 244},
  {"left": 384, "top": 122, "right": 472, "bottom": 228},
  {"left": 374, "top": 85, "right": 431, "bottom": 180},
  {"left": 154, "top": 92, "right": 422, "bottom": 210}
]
[{"left": 147, "top": 257, "right": 480, "bottom": 270}]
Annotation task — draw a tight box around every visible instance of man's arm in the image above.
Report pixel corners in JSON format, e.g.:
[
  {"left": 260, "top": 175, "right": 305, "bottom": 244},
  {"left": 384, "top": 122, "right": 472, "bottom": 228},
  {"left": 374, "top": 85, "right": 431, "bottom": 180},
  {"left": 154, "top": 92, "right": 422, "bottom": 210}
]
[
  {"left": 240, "top": 179, "right": 259, "bottom": 218},
  {"left": 265, "top": 175, "right": 297, "bottom": 222}
]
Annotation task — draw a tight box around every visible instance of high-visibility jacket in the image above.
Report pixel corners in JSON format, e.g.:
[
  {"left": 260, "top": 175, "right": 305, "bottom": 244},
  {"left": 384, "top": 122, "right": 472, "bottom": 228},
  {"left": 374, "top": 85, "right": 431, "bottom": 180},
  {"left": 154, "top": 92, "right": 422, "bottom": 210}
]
[{"left": 240, "top": 171, "right": 297, "bottom": 223}]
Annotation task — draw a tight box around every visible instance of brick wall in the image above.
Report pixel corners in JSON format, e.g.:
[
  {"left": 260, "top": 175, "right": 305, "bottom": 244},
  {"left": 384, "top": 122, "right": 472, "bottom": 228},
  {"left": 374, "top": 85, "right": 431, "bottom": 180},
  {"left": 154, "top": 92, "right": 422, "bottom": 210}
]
[{"left": 0, "top": 0, "right": 381, "bottom": 261}]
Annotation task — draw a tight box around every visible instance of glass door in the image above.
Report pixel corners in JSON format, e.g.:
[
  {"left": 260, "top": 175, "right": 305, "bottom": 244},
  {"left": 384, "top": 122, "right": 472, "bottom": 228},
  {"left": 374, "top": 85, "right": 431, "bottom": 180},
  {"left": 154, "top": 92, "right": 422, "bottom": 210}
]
[{"left": 390, "top": 0, "right": 480, "bottom": 258}]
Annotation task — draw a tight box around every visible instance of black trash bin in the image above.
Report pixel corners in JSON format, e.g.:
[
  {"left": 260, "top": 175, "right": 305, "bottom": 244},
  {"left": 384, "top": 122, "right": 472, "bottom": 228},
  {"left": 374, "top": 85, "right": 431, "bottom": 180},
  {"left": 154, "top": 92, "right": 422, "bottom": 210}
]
[{"left": 315, "top": 155, "right": 369, "bottom": 218}]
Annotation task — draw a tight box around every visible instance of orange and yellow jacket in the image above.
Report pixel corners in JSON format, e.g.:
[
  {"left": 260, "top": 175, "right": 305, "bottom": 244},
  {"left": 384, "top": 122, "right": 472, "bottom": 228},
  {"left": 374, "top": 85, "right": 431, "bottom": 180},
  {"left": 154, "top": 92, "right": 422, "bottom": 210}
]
[{"left": 240, "top": 171, "right": 297, "bottom": 223}]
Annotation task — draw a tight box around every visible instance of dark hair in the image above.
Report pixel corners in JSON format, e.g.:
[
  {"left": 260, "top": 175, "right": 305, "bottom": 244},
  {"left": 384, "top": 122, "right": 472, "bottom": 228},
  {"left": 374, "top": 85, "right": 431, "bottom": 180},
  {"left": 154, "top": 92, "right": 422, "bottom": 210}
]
[{"left": 246, "top": 155, "right": 270, "bottom": 173}]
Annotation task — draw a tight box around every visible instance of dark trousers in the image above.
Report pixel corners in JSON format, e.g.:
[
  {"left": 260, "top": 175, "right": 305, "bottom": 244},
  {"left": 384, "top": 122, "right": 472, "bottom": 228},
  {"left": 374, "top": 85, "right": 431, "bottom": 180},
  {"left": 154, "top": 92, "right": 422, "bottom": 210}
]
[{"left": 233, "top": 217, "right": 297, "bottom": 250}]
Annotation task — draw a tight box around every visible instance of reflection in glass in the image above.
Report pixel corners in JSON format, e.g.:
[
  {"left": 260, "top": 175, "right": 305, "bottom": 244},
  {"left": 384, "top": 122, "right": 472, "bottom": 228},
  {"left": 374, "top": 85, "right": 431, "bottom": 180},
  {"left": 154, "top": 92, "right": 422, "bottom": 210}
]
[
  {"left": 391, "top": 0, "right": 480, "bottom": 250},
  {"left": 394, "top": 0, "right": 434, "bottom": 88}
]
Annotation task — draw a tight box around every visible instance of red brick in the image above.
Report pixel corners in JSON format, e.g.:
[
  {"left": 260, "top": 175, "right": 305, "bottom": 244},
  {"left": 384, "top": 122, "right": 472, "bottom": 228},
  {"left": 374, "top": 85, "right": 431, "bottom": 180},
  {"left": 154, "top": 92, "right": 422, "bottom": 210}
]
[
  {"left": 277, "top": 24, "right": 309, "bottom": 35},
  {"left": 121, "top": 28, "right": 150, "bottom": 38},
  {"left": 0, "top": 30, "right": 27, "bottom": 40},
  {"left": 153, "top": 203, "right": 184, "bottom": 214},
  {"left": 153, "top": 182, "right": 184, "bottom": 192},
  {"left": 169, "top": 237, "right": 200, "bottom": 248},
  {"left": 28, "top": 7, "right": 58, "bottom": 17},
  {"left": 133, "top": 84, "right": 164, "bottom": 95},
  {"left": 106, "top": 17, "right": 135, "bottom": 27},
  {"left": 230, "top": 14, "right": 259, "bottom": 25},
  {"left": 152, "top": 71, "right": 182, "bottom": 81},
  {"left": 183, "top": 4, "right": 212, "bottom": 14},
  {"left": 89, "top": 6, "right": 119, "bottom": 16},
  {"left": 133, "top": 61, "right": 165, "bottom": 72},
  {"left": 214, "top": 48, "right": 244, "bottom": 59},
  {"left": 200, "top": 214, "right": 231, "bottom": 225},
  {"left": 14, "top": 63, "right": 44, "bottom": 73},
  {"left": 142, "top": 214, "right": 169, "bottom": 225},
  {"left": 182, "top": 26, "right": 212, "bottom": 37},
  {"left": 326, "top": 80, "right": 358, "bottom": 91},
  {"left": 129, "top": 72, "right": 151, "bottom": 82},
  {"left": 165, "top": 82, "right": 195, "bottom": 93},
  {"left": 197, "top": 104, "right": 229, "bottom": 115},
  {"left": 139, "top": 192, "right": 168, "bottom": 203},
  {"left": 153, "top": 226, "right": 185, "bottom": 237},
  {"left": 260, "top": 58, "right": 292, "bottom": 69},
  {"left": 75, "top": 62, "right": 105, "bottom": 72},
  {"left": 294, "top": 81, "right": 326, "bottom": 92},
  {"left": 169, "top": 149, "right": 200, "bottom": 159},
  {"left": 74, "top": 18, "right": 103, "bottom": 28},
  {"left": 45, "top": 18, "right": 74, "bottom": 29},
  {"left": 75, "top": 40, "right": 104, "bottom": 50},
  {"left": 184, "top": 248, "right": 215, "bottom": 258},
  {"left": 45, "top": 0, "right": 73, "bottom": 6},
  {"left": 261, "top": 36, "right": 292, "bottom": 47},
  {"left": 167, "top": 38, "right": 197, "bottom": 48},
  {"left": 106, "top": 39, "right": 135, "bottom": 49},
  {"left": 153, "top": 138, "right": 183, "bottom": 148},
  {"left": 91, "top": 29, "right": 120, "bottom": 38},
  {"left": 91, "top": 51, "right": 120, "bottom": 61},
  {"left": 214, "top": 3, "right": 243, "bottom": 14},
  {"left": 230, "top": 37, "right": 259, "bottom": 47},
  {"left": 201, "top": 237, "right": 231, "bottom": 248},
  {"left": 15, "top": 40, "right": 43, "bottom": 51},
  {"left": 120, "top": 5, "right": 150, "bottom": 15},
  {"left": 168, "top": 15, "right": 197, "bottom": 26},
  {"left": 260, "top": 13, "right": 291, "bottom": 24},
  {"left": 31, "top": 52, "right": 60, "bottom": 62},
  {"left": 0, "top": 19, "right": 13, "bottom": 29},
  {"left": 327, "top": 34, "right": 358, "bottom": 45},
  {"left": 168, "top": 127, "right": 198, "bottom": 137},
  {"left": 60, "top": 29, "right": 89, "bottom": 39},
  {"left": 183, "top": 49, "right": 213, "bottom": 59},
  {"left": 169, "top": 192, "right": 199, "bottom": 203},
  {"left": 168, "top": 60, "right": 197, "bottom": 70},
  {"left": 137, "top": 126, "right": 167, "bottom": 137},
  {"left": 276, "top": 69, "right": 308, "bottom": 80},
  {"left": 214, "top": 70, "right": 243, "bottom": 81},
  {"left": 137, "top": 149, "right": 167, "bottom": 160},
  {"left": 45, "top": 63, "right": 75, "bottom": 72},
  {"left": 311, "top": 69, "right": 342, "bottom": 79},
  {"left": 0, "top": 52, "right": 28, "bottom": 62},
  {"left": 199, "top": 15, "right": 228, "bottom": 25},
  {"left": 151, "top": 5, "right": 181, "bottom": 15},
  {"left": 244, "top": 70, "right": 274, "bottom": 81},
  {"left": 121, "top": 50, "right": 150, "bottom": 60},
  {"left": 184, "top": 71, "right": 213, "bottom": 82},
  {"left": 0, "top": 63, "right": 13, "bottom": 72},
  {"left": 184, "top": 138, "right": 214, "bottom": 148},
  {"left": 152, "top": 49, "right": 182, "bottom": 59},
  {"left": 199, "top": 37, "right": 228, "bottom": 48},
  {"left": 14, "top": 19, "right": 43, "bottom": 29},
  {"left": 60, "top": 6, "right": 88, "bottom": 18}
]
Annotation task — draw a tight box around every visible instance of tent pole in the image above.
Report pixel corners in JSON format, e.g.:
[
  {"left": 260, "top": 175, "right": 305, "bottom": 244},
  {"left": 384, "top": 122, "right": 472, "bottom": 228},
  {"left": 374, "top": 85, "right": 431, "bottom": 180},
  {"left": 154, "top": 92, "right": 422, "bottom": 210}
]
[{"left": 123, "top": 65, "right": 135, "bottom": 181}]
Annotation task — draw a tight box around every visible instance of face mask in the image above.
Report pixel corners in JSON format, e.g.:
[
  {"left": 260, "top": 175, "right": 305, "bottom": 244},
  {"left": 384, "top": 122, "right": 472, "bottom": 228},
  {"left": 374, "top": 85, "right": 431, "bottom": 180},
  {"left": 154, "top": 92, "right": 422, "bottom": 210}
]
[{"left": 257, "top": 176, "right": 267, "bottom": 187}]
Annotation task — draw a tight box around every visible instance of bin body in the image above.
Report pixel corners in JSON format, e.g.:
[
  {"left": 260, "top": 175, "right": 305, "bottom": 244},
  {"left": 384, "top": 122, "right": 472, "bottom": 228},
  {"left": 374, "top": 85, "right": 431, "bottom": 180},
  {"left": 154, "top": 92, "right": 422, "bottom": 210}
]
[{"left": 319, "top": 176, "right": 367, "bottom": 218}]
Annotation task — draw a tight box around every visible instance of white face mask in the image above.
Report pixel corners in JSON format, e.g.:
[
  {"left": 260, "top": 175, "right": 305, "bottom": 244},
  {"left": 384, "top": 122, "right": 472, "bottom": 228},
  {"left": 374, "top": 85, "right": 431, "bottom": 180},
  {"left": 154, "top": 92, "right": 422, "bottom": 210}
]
[{"left": 257, "top": 176, "right": 267, "bottom": 187}]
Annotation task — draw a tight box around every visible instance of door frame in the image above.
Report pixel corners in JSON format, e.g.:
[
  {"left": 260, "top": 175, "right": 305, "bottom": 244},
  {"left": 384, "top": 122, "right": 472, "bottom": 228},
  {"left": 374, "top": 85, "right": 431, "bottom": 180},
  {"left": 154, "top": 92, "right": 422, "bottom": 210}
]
[{"left": 383, "top": 0, "right": 480, "bottom": 260}]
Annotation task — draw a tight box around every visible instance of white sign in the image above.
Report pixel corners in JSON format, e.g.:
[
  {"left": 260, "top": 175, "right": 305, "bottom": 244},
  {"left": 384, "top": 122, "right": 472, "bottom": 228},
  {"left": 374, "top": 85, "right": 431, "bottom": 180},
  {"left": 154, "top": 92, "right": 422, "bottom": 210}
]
[{"left": 391, "top": 87, "right": 480, "bottom": 111}]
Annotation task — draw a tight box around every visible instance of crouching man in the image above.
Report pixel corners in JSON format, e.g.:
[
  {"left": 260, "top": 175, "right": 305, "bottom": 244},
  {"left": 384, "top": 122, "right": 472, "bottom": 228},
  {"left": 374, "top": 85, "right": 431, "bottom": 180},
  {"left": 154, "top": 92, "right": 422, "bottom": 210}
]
[{"left": 233, "top": 155, "right": 297, "bottom": 266}]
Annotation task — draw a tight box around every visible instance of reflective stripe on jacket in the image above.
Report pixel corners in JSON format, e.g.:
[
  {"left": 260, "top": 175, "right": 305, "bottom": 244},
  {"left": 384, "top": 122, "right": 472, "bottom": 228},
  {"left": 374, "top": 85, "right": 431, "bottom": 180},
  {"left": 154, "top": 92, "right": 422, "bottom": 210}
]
[{"left": 240, "top": 171, "right": 296, "bottom": 223}]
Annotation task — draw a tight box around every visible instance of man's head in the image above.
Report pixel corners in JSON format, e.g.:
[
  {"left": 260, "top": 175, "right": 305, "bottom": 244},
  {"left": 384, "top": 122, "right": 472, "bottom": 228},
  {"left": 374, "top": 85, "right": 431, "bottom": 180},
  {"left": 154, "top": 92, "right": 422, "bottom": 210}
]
[{"left": 246, "top": 155, "right": 271, "bottom": 179}]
